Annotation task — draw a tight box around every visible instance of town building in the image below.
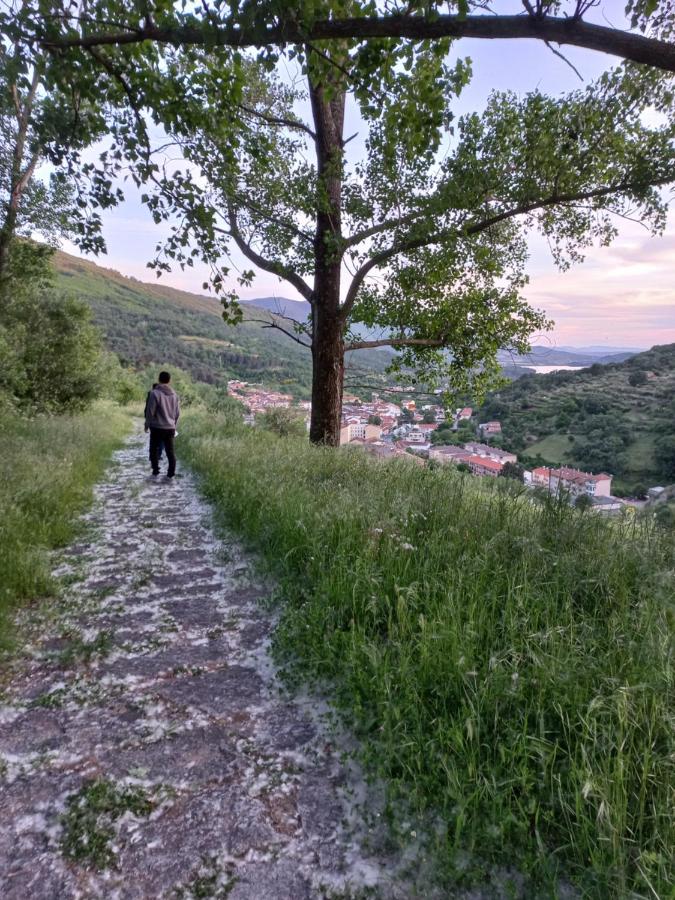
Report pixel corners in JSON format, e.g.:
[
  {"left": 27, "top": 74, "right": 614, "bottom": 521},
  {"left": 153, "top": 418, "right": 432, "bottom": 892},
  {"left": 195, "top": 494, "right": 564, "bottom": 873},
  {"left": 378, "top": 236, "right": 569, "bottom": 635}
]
[
  {"left": 478, "top": 421, "right": 502, "bottom": 437},
  {"left": 463, "top": 442, "right": 517, "bottom": 464},
  {"left": 532, "top": 466, "right": 612, "bottom": 498},
  {"left": 465, "top": 455, "right": 504, "bottom": 477},
  {"left": 340, "top": 422, "right": 383, "bottom": 444},
  {"left": 428, "top": 446, "right": 473, "bottom": 465}
]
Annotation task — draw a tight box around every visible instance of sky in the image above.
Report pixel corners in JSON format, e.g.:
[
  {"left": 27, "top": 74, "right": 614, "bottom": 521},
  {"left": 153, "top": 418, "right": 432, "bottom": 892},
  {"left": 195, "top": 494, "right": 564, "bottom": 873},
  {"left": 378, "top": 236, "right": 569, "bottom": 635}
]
[{"left": 61, "top": 6, "right": 675, "bottom": 351}]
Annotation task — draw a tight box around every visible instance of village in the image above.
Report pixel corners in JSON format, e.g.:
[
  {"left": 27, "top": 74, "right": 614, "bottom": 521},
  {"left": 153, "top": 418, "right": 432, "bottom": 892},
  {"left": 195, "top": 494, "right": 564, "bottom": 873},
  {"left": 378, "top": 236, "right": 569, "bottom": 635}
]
[{"left": 226, "top": 380, "right": 638, "bottom": 513}]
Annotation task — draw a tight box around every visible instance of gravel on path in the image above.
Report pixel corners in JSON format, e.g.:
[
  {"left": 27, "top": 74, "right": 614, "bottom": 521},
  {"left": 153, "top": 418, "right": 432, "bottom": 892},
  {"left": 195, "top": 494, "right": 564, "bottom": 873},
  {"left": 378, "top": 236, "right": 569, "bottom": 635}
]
[{"left": 0, "top": 428, "right": 425, "bottom": 900}]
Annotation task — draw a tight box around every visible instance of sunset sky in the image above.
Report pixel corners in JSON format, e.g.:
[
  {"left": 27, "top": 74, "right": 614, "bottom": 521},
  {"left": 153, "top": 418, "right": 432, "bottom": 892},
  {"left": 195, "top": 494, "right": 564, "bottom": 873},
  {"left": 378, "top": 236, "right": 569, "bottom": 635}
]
[{"left": 62, "top": 8, "right": 675, "bottom": 351}]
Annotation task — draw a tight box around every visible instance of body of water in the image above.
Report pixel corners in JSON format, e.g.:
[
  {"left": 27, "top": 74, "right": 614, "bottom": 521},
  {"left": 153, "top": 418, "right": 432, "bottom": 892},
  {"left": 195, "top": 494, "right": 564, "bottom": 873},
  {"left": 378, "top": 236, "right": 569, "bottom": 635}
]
[{"left": 520, "top": 365, "right": 587, "bottom": 374}]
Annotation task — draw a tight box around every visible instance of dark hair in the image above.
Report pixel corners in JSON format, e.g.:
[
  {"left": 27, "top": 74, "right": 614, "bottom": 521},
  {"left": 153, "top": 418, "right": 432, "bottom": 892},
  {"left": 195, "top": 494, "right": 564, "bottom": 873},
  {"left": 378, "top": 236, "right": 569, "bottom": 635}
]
[{"left": 158, "top": 371, "right": 171, "bottom": 384}]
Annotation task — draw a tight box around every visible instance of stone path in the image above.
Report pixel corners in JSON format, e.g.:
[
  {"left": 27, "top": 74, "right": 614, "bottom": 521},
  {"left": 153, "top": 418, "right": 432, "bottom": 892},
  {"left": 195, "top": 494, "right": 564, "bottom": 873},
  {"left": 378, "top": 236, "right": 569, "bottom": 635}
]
[{"left": 0, "top": 429, "right": 421, "bottom": 899}]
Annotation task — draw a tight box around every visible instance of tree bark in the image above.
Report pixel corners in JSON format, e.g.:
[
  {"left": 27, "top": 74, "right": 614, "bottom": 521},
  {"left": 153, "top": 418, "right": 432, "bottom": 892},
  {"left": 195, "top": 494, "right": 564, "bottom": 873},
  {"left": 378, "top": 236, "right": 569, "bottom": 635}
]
[
  {"left": 0, "top": 63, "right": 41, "bottom": 283},
  {"left": 310, "top": 301, "right": 345, "bottom": 445},
  {"left": 307, "top": 61, "right": 346, "bottom": 446}
]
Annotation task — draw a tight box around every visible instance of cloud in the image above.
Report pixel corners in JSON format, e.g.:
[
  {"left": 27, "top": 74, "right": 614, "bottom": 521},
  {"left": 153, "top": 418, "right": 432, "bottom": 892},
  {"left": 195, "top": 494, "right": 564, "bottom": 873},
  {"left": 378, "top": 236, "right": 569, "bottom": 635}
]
[{"left": 525, "top": 218, "right": 675, "bottom": 346}]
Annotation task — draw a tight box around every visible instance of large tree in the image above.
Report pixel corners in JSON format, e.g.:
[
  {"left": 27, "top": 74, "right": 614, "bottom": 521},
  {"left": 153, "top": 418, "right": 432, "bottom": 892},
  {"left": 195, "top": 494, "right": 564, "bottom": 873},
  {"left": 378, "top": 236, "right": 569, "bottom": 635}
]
[
  {"left": 0, "top": 18, "right": 119, "bottom": 281},
  {"left": 5, "top": 2, "right": 675, "bottom": 443},
  {"left": 0, "top": 43, "right": 70, "bottom": 277},
  {"left": 142, "top": 50, "right": 673, "bottom": 445}
]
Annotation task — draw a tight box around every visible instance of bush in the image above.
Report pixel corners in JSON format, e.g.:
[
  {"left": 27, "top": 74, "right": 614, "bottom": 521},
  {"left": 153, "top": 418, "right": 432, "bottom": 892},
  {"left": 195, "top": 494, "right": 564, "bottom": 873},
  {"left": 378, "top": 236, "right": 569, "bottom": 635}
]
[
  {"left": 574, "top": 493, "right": 592, "bottom": 511},
  {"left": 628, "top": 370, "right": 648, "bottom": 387},
  {"left": 0, "top": 242, "right": 105, "bottom": 413},
  {"left": 258, "top": 406, "right": 306, "bottom": 437},
  {"left": 499, "top": 461, "right": 525, "bottom": 482}
]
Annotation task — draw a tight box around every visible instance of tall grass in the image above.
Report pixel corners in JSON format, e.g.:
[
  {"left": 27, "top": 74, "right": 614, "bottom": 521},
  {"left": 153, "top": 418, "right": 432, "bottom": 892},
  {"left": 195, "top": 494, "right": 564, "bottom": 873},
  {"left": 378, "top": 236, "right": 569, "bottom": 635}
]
[
  {"left": 0, "top": 401, "right": 130, "bottom": 647},
  {"left": 181, "top": 411, "right": 674, "bottom": 897}
]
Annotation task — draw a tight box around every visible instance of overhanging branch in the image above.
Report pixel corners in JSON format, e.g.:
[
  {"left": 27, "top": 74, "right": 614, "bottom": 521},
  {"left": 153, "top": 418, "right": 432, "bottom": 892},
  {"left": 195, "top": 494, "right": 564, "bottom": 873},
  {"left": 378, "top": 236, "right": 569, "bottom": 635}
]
[
  {"left": 227, "top": 203, "right": 314, "bottom": 302},
  {"left": 341, "top": 173, "right": 675, "bottom": 319},
  {"left": 237, "top": 103, "right": 317, "bottom": 141},
  {"left": 41, "top": 13, "right": 675, "bottom": 74},
  {"left": 346, "top": 336, "right": 446, "bottom": 351},
  {"left": 247, "top": 315, "right": 312, "bottom": 348}
]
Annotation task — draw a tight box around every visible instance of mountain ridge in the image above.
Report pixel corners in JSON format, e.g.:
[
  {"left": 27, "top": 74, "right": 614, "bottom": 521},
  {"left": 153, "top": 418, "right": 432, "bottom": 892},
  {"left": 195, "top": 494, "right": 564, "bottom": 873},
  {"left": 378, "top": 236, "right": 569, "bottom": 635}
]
[{"left": 53, "top": 251, "right": 392, "bottom": 397}]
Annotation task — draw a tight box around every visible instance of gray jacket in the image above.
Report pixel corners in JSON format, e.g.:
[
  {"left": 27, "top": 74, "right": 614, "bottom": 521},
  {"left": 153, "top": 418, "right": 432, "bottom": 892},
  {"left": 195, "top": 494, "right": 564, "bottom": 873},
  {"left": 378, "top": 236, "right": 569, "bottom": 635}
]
[{"left": 145, "top": 384, "right": 180, "bottom": 430}]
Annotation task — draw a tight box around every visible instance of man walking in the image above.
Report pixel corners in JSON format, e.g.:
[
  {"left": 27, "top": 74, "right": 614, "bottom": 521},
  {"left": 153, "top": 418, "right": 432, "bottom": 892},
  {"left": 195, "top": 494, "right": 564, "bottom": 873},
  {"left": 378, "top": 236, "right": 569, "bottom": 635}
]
[{"left": 144, "top": 371, "right": 180, "bottom": 479}]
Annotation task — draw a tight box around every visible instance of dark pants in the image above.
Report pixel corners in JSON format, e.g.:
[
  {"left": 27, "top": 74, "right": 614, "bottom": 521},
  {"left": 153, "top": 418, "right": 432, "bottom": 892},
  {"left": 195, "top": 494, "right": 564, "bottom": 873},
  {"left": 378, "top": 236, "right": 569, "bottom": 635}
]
[{"left": 149, "top": 428, "right": 176, "bottom": 476}]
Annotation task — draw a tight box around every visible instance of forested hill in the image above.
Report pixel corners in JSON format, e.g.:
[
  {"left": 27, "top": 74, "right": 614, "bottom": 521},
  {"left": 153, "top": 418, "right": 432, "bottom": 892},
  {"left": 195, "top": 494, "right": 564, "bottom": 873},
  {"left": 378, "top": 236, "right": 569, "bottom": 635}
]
[
  {"left": 52, "top": 251, "right": 392, "bottom": 398},
  {"left": 478, "top": 344, "right": 675, "bottom": 493}
]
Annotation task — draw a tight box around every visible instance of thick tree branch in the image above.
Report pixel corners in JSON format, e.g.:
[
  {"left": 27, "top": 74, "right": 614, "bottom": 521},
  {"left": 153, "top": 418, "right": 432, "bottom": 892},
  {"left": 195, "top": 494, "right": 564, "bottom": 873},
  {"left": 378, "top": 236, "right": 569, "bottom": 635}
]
[
  {"left": 340, "top": 173, "right": 675, "bottom": 319},
  {"left": 15, "top": 148, "right": 40, "bottom": 195},
  {"left": 227, "top": 203, "right": 314, "bottom": 302},
  {"left": 246, "top": 315, "right": 312, "bottom": 348},
  {"left": 41, "top": 13, "right": 675, "bottom": 73},
  {"left": 345, "top": 335, "right": 446, "bottom": 350},
  {"left": 237, "top": 103, "right": 317, "bottom": 141}
]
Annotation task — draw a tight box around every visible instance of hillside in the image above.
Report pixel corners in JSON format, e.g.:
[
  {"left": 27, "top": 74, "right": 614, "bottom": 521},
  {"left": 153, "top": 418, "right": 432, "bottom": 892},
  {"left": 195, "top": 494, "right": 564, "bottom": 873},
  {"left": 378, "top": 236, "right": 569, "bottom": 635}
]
[
  {"left": 478, "top": 344, "right": 675, "bottom": 493},
  {"left": 53, "top": 252, "right": 392, "bottom": 398},
  {"left": 496, "top": 346, "right": 635, "bottom": 368}
]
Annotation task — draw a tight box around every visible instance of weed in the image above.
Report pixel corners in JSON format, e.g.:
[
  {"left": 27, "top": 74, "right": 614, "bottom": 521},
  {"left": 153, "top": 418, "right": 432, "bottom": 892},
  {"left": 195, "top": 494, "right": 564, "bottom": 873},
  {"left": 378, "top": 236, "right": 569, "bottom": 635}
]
[
  {"left": 58, "top": 630, "right": 113, "bottom": 666},
  {"left": 174, "top": 855, "right": 238, "bottom": 899},
  {"left": 60, "top": 778, "right": 155, "bottom": 869},
  {"left": 29, "top": 687, "right": 68, "bottom": 709}
]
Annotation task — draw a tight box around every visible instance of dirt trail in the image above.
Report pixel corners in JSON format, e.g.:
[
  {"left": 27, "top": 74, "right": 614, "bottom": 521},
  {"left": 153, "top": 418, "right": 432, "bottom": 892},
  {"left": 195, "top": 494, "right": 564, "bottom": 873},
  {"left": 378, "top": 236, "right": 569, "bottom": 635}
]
[{"left": 0, "top": 428, "right": 420, "bottom": 899}]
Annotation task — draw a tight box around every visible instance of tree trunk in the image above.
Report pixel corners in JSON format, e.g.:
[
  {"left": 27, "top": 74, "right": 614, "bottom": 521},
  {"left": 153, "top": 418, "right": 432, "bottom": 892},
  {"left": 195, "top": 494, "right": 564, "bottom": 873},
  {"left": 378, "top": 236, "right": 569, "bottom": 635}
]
[
  {"left": 307, "top": 57, "right": 346, "bottom": 446},
  {"left": 0, "top": 146, "right": 25, "bottom": 284},
  {"left": 0, "top": 222, "right": 15, "bottom": 283},
  {"left": 310, "top": 274, "right": 345, "bottom": 445}
]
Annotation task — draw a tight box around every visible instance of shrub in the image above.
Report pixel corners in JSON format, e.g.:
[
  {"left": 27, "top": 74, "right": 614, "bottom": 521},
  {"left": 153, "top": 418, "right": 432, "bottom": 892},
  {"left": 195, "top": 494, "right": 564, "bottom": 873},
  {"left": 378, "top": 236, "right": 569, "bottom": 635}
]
[
  {"left": 0, "top": 242, "right": 105, "bottom": 413},
  {"left": 258, "top": 406, "right": 306, "bottom": 437},
  {"left": 628, "top": 369, "right": 648, "bottom": 387}
]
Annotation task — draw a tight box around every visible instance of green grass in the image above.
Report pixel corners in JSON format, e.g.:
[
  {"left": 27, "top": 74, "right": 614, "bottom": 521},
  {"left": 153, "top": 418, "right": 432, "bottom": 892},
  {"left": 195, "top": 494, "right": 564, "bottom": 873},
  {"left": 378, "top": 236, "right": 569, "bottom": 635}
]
[
  {"left": 180, "top": 411, "right": 674, "bottom": 897},
  {"left": 61, "top": 778, "right": 155, "bottom": 869},
  {"left": 524, "top": 433, "right": 575, "bottom": 464},
  {"left": 624, "top": 434, "right": 657, "bottom": 474},
  {"left": 0, "top": 401, "right": 130, "bottom": 647}
]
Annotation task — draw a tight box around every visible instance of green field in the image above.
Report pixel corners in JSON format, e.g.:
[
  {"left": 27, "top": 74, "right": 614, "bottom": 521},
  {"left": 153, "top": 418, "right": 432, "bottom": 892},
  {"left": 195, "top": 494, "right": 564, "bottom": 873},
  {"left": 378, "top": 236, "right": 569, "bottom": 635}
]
[{"left": 524, "top": 432, "right": 575, "bottom": 464}]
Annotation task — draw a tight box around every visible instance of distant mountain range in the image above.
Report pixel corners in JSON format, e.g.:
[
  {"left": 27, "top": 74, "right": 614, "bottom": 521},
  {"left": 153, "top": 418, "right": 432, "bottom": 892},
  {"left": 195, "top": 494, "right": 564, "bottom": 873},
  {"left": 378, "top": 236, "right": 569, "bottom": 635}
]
[
  {"left": 52, "top": 255, "right": 393, "bottom": 398},
  {"left": 50, "top": 256, "right": 644, "bottom": 400},
  {"left": 239, "top": 297, "right": 639, "bottom": 368}
]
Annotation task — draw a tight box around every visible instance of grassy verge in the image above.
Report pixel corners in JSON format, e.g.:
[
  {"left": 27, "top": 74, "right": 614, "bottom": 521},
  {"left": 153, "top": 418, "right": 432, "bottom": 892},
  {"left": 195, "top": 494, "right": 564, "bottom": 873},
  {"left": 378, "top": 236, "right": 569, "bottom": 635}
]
[
  {"left": 0, "top": 401, "right": 131, "bottom": 648},
  {"left": 180, "top": 411, "right": 674, "bottom": 897}
]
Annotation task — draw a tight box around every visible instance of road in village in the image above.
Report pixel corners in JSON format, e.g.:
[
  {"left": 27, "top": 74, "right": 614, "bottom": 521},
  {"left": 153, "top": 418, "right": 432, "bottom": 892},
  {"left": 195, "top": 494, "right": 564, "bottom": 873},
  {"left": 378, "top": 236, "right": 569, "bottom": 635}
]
[{"left": 0, "top": 428, "right": 428, "bottom": 899}]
